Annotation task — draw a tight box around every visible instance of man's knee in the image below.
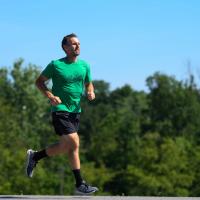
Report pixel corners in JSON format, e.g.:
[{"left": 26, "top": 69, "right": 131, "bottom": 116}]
[
  {"left": 61, "top": 133, "right": 79, "bottom": 152},
  {"left": 68, "top": 137, "right": 79, "bottom": 152}
]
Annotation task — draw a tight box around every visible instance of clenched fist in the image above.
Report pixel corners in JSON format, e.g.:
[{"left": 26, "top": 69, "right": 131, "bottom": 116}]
[
  {"left": 87, "top": 91, "right": 95, "bottom": 101},
  {"left": 49, "top": 96, "right": 62, "bottom": 106}
]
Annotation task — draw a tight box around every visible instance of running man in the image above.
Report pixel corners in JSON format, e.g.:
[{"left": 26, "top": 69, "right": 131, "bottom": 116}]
[{"left": 26, "top": 33, "right": 98, "bottom": 195}]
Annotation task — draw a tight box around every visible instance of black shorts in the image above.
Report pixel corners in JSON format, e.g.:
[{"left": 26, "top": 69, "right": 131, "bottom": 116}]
[{"left": 52, "top": 111, "right": 80, "bottom": 135}]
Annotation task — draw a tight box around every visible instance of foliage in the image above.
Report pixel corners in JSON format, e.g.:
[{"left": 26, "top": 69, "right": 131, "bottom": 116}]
[{"left": 0, "top": 61, "right": 200, "bottom": 196}]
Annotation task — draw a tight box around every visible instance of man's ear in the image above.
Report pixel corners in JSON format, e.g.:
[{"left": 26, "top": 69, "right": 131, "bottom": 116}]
[{"left": 63, "top": 45, "right": 68, "bottom": 52}]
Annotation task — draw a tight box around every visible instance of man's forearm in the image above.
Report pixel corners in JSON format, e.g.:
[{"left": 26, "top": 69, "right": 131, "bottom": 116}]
[
  {"left": 85, "top": 82, "right": 95, "bottom": 101},
  {"left": 85, "top": 82, "right": 94, "bottom": 93},
  {"left": 35, "top": 76, "right": 62, "bottom": 105},
  {"left": 35, "top": 78, "right": 54, "bottom": 99}
]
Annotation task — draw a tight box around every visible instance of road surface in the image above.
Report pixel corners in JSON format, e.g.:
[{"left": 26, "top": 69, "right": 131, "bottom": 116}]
[{"left": 0, "top": 196, "right": 199, "bottom": 200}]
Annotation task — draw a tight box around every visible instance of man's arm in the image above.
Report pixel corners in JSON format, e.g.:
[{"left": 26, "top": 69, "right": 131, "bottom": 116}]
[
  {"left": 35, "top": 75, "right": 61, "bottom": 106},
  {"left": 85, "top": 82, "right": 95, "bottom": 101}
]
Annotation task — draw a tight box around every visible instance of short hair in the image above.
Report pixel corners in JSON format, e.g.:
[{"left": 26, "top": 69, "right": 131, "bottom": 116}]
[{"left": 61, "top": 33, "right": 78, "bottom": 50}]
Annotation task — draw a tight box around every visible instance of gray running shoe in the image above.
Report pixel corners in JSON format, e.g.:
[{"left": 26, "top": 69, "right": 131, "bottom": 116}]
[
  {"left": 75, "top": 181, "right": 98, "bottom": 195},
  {"left": 26, "top": 149, "right": 37, "bottom": 178}
]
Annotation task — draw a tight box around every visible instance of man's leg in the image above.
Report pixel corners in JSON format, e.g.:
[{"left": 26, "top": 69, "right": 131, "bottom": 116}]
[
  {"left": 62, "top": 132, "right": 80, "bottom": 169},
  {"left": 26, "top": 131, "right": 98, "bottom": 194},
  {"left": 62, "top": 133, "right": 98, "bottom": 194},
  {"left": 45, "top": 135, "right": 70, "bottom": 156},
  {"left": 41, "top": 133, "right": 81, "bottom": 169},
  {"left": 27, "top": 132, "right": 83, "bottom": 185},
  {"left": 61, "top": 133, "right": 83, "bottom": 187},
  {"left": 26, "top": 135, "right": 69, "bottom": 177}
]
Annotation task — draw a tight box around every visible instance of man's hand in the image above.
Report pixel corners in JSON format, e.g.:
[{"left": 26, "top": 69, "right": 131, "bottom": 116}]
[
  {"left": 49, "top": 96, "right": 62, "bottom": 106},
  {"left": 85, "top": 82, "right": 95, "bottom": 101},
  {"left": 87, "top": 91, "right": 95, "bottom": 101}
]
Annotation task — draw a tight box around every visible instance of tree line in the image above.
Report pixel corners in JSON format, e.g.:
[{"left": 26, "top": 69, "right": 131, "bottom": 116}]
[{"left": 0, "top": 59, "right": 200, "bottom": 196}]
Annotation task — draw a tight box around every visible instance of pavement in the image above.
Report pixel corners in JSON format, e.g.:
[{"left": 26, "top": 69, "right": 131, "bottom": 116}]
[{"left": 0, "top": 196, "right": 199, "bottom": 200}]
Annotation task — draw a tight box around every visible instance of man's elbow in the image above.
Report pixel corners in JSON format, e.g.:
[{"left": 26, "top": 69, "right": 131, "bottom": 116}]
[
  {"left": 35, "top": 76, "right": 45, "bottom": 89},
  {"left": 35, "top": 78, "right": 40, "bottom": 88}
]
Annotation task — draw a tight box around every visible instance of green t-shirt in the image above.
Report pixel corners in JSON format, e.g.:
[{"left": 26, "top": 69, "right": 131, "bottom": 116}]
[{"left": 41, "top": 58, "right": 92, "bottom": 113}]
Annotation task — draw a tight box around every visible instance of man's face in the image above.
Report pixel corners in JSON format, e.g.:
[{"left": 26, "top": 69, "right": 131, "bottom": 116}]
[{"left": 64, "top": 37, "right": 80, "bottom": 56}]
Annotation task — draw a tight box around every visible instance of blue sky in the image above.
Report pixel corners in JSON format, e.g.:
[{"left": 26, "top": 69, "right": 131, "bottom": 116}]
[{"left": 1, "top": 0, "right": 200, "bottom": 91}]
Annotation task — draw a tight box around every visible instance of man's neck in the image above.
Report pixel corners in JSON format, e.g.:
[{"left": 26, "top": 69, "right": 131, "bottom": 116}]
[{"left": 65, "top": 56, "right": 77, "bottom": 63}]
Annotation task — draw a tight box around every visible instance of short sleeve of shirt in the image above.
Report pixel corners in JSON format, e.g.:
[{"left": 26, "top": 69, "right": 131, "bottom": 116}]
[
  {"left": 41, "top": 61, "right": 54, "bottom": 79},
  {"left": 85, "top": 63, "right": 92, "bottom": 83}
]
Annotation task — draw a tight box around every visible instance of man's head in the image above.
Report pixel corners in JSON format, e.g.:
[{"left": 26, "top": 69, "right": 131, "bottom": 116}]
[{"left": 62, "top": 33, "right": 80, "bottom": 57}]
